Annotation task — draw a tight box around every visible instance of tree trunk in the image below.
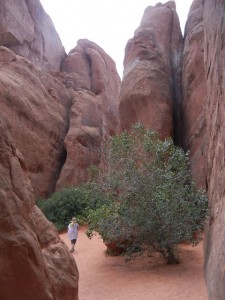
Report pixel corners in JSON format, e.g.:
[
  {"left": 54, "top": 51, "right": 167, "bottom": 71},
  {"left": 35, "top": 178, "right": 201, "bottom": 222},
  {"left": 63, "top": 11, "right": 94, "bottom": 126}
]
[{"left": 164, "top": 246, "right": 180, "bottom": 264}]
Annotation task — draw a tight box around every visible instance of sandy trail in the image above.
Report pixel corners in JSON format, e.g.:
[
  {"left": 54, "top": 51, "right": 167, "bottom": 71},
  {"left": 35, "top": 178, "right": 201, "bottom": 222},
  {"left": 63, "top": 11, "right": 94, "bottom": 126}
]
[{"left": 60, "top": 226, "right": 208, "bottom": 300}]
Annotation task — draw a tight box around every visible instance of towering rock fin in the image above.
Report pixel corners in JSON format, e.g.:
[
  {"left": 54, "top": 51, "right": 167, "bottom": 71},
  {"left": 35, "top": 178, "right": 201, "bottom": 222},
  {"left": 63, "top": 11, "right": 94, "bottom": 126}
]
[{"left": 119, "top": 1, "right": 183, "bottom": 139}]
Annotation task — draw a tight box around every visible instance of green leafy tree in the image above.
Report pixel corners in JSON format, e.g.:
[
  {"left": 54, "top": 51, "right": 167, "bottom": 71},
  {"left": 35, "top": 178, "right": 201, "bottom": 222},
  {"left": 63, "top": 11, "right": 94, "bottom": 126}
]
[{"left": 87, "top": 124, "right": 208, "bottom": 264}]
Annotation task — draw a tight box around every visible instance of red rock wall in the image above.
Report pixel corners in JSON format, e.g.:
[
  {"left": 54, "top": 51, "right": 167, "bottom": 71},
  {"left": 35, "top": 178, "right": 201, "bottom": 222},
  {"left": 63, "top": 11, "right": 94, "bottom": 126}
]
[
  {"left": 203, "top": 0, "right": 225, "bottom": 298},
  {"left": 0, "top": 3, "right": 121, "bottom": 299},
  {"left": 0, "top": 41, "right": 120, "bottom": 196},
  {"left": 56, "top": 39, "right": 120, "bottom": 189},
  {"left": 0, "top": 0, "right": 66, "bottom": 71},
  {"left": 119, "top": 1, "right": 183, "bottom": 139},
  {"left": 0, "top": 115, "right": 78, "bottom": 300},
  {"left": 0, "top": 46, "right": 71, "bottom": 198},
  {"left": 181, "top": 0, "right": 207, "bottom": 188}
]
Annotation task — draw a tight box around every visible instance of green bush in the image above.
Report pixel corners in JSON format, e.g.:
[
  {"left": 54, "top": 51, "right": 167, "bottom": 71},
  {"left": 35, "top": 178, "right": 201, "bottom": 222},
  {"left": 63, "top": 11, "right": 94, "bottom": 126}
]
[
  {"left": 37, "top": 183, "right": 105, "bottom": 231},
  {"left": 86, "top": 124, "right": 208, "bottom": 264}
]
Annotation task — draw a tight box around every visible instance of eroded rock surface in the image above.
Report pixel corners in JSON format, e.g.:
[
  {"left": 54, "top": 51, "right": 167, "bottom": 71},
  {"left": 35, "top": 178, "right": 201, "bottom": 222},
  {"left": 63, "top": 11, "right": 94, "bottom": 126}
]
[
  {"left": 0, "top": 2, "right": 122, "bottom": 299},
  {"left": 0, "top": 115, "right": 78, "bottom": 300},
  {"left": 0, "top": 0, "right": 66, "bottom": 71},
  {"left": 0, "top": 46, "right": 71, "bottom": 198},
  {"left": 181, "top": 0, "right": 207, "bottom": 188},
  {"left": 119, "top": 1, "right": 183, "bottom": 138},
  {"left": 56, "top": 39, "right": 121, "bottom": 189},
  {"left": 203, "top": 0, "right": 225, "bottom": 299}
]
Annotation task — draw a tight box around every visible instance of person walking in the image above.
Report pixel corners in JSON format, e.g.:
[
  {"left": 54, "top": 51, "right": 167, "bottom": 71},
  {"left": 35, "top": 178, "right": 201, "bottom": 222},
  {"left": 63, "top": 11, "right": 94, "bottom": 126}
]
[{"left": 68, "top": 217, "right": 79, "bottom": 253}]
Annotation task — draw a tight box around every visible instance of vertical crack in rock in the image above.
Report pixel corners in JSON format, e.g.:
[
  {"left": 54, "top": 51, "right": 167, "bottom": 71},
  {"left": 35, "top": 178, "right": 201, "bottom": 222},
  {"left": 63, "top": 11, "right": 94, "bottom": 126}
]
[
  {"left": 168, "top": 5, "right": 183, "bottom": 146},
  {"left": 49, "top": 94, "right": 72, "bottom": 195}
]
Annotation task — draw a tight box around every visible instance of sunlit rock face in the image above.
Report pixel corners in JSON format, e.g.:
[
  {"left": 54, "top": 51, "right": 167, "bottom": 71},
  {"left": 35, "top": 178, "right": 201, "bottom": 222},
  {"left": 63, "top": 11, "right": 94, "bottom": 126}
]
[
  {"left": 56, "top": 39, "right": 121, "bottom": 189},
  {"left": 118, "top": 1, "right": 183, "bottom": 139},
  {"left": 0, "top": 115, "right": 79, "bottom": 300},
  {"left": 203, "top": 0, "right": 225, "bottom": 299},
  {"left": 0, "top": 46, "right": 71, "bottom": 198},
  {"left": 0, "top": 0, "right": 66, "bottom": 71},
  {"left": 181, "top": 0, "right": 207, "bottom": 189}
]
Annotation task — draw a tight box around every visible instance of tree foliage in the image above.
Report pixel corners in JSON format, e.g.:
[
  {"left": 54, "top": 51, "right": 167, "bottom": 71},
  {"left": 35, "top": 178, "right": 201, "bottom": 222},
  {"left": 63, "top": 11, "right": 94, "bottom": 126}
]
[{"left": 87, "top": 124, "right": 208, "bottom": 263}]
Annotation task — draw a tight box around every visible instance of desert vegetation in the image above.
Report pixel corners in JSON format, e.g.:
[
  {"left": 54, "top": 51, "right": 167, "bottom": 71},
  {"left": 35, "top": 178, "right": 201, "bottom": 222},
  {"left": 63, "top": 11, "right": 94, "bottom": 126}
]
[{"left": 38, "top": 124, "right": 208, "bottom": 264}]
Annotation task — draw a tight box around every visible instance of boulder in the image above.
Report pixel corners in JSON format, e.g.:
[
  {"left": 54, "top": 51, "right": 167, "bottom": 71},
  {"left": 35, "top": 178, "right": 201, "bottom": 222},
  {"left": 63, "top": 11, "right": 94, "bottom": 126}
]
[
  {"left": 0, "top": 115, "right": 78, "bottom": 300},
  {"left": 119, "top": 1, "right": 183, "bottom": 139},
  {"left": 0, "top": 46, "right": 71, "bottom": 198},
  {"left": 0, "top": 0, "right": 66, "bottom": 71},
  {"left": 181, "top": 0, "right": 207, "bottom": 188},
  {"left": 203, "top": 0, "right": 225, "bottom": 299}
]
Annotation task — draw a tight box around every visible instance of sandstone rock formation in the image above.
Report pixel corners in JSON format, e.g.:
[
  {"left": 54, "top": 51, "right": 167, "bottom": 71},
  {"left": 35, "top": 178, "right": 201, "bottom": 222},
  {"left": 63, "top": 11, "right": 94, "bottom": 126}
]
[
  {"left": 0, "top": 46, "right": 71, "bottom": 198},
  {"left": 0, "top": 115, "right": 78, "bottom": 300},
  {"left": 56, "top": 39, "right": 121, "bottom": 189},
  {"left": 203, "top": 0, "right": 225, "bottom": 299},
  {"left": 0, "top": 2, "right": 121, "bottom": 300},
  {"left": 181, "top": 0, "right": 207, "bottom": 188},
  {"left": 0, "top": 0, "right": 66, "bottom": 71},
  {"left": 118, "top": 1, "right": 183, "bottom": 139},
  {"left": 4, "top": 0, "right": 225, "bottom": 298},
  {"left": 0, "top": 39, "right": 121, "bottom": 197}
]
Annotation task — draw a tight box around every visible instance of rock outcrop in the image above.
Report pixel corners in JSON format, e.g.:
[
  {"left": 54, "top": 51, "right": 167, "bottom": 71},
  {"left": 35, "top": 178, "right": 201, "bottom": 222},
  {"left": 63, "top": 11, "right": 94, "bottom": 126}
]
[
  {"left": 118, "top": 1, "right": 183, "bottom": 139},
  {"left": 56, "top": 39, "right": 120, "bottom": 189},
  {"left": 0, "top": 46, "right": 71, "bottom": 198},
  {"left": 181, "top": 0, "right": 207, "bottom": 188},
  {"left": 0, "top": 2, "right": 121, "bottom": 300},
  {"left": 0, "top": 0, "right": 66, "bottom": 71},
  {"left": 203, "top": 0, "right": 225, "bottom": 299},
  {"left": 0, "top": 39, "right": 121, "bottom": 197},
  {"left": 0, "top": 115, "right": 79, "bottom": 300}
]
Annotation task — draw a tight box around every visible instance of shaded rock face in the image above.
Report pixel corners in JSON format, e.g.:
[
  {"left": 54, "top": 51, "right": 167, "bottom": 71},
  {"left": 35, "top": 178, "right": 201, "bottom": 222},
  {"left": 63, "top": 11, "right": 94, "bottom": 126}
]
[
  {"left": 119, "top": 1, "right": 183, "bottom": 139},
  {"left": 181, "top": 0, "right": 207, "bottom": 188},
  {"left": 56, "top": 89, "right": 103, "bottom": 188},
  {"left": 203, "top": 0, "right": 225, "bottom": 299},
  {"left": 57, "top": 39, "right": 120, "bottom": 189},
  {"left": 0, "top": 115, "right": 79, "bottom": 300},
  {"left": 0, "top": 0, "right": 66, "bottom": 71},
  {"left": 0, "top": 46, "right": 71, "bottom": 198}
]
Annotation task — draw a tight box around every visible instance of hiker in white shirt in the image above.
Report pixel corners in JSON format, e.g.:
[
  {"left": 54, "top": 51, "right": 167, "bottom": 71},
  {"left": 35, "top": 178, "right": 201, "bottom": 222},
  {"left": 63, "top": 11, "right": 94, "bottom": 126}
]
[{"left": 68, "top": 217, "right": 79, "bottom": 253}]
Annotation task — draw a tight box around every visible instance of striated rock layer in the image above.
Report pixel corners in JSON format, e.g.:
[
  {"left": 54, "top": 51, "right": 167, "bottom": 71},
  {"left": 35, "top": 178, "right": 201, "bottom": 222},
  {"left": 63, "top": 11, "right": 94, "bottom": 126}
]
[
  {"left": 0, "top": 46, "right": 71, "bottom": 198},
  {"left": 203, "top": 0, "right": 225, "bottom": 299},
  {"left": 181, "top": 0, "right": 207, "bottom": 188},
  {"left": 0, "top": 0, "right": 66, "bottom": 71},
  {"left": 0, "top": 115, "right": 78, "bottom": 300},
  {"left": 119, "top": 1, "right": 183, "bottom": 139},
  {"left": 56, "top": 39, "right": 121, "bottom": 189}
]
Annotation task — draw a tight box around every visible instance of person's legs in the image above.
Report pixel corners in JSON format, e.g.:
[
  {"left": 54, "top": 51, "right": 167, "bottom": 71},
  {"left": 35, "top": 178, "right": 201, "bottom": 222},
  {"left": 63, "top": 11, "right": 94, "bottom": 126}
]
[{"left": 70, "top": 239, "right": 76, "bottom": 252}]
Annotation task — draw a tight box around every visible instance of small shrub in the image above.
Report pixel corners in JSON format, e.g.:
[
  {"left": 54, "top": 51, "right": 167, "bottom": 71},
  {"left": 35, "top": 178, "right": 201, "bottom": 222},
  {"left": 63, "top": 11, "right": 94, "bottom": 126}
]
[{"left": 36, "top": 183, "right": 105, "bottom": 231}]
